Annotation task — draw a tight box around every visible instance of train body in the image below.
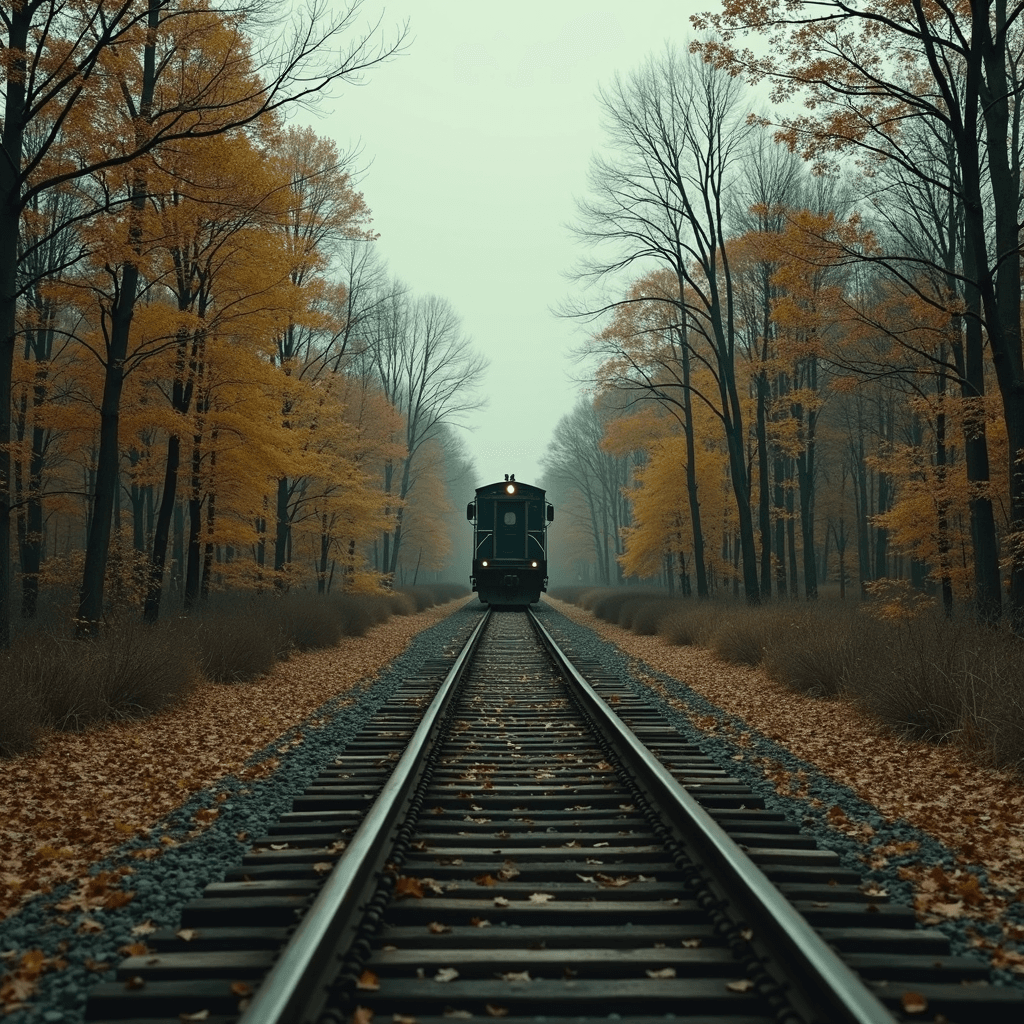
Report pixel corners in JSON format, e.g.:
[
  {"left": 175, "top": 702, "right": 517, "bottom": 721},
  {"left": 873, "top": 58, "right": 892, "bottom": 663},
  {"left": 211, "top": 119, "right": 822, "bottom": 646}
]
[{"left": 468, "top": 477, "right": 553, "bottom": 605}]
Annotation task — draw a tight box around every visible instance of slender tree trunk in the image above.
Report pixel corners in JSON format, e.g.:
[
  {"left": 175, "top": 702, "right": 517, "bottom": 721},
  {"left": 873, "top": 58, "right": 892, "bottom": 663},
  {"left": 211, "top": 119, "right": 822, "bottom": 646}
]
[
  {"left": 77, "top": 284, "right": 135, "bottom": 634},
  {"left": 183, "top": 432, "right": 204, "bottom": 610},
  {"left": 785, "top": 457, "right": 798, "bottom": 598},
  {"left": 957, "top": 255, "right": 1002, "bottom": 620},
  {"left": 201, "top": 489, "right": 215, "bottom": 602},
  {"left": 755, "top": 371, "right": 772, "bottom": 600},
  {"left": 274, "top": 476, "right": 291, "bottom": 578},
  {"left": 0, "top": 3, "right": 34, "bottom": 646},
  {"left": 676, "top": 320, "right": 708, "bottom": 598},
  {"left": 143, "top": 434, "right": 180, "bottom": 621},
  {"left": 80, "top": 0, "right": 160, "bottom": 634}
]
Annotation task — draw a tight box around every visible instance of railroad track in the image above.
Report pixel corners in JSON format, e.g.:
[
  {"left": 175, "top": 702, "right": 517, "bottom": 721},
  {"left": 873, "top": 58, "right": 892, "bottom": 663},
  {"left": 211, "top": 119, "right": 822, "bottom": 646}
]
[{"left": 86, "top": 604, "right": 1024, "bottom": 1023}]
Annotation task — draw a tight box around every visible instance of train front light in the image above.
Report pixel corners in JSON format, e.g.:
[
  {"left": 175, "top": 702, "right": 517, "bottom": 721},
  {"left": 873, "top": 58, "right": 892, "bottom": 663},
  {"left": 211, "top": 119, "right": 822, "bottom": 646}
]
[
  {"left": 531, "top": 561, "right": 538, "bottom": 567},
  {"left": 506, "top": 484, "right": 515, "bottom": 494},
  {"left": 482, "top": 560, "right": 488, "bottom": 567}
]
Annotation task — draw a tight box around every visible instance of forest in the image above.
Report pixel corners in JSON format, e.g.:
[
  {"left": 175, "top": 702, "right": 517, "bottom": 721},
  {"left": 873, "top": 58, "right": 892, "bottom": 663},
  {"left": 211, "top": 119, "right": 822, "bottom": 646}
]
[
  {"left": 0, "top": 0, "right": 483, "bottom": 658},
  {"left": 543, "top": 5, "right": 1024, "bottom": 630}
]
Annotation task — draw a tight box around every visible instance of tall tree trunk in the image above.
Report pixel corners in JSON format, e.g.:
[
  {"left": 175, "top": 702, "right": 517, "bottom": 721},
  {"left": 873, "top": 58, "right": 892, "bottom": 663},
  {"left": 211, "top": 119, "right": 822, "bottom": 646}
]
[
  {"left": 274, "top": 476, "right": 290, "bottom": 577},
  {"left": 755, "top": 371, "right": 772, "bottom": 600},
  {"left": 77, "top": 283, "right": 135, "bottom": 634},
  {"left": 0, "top": 3, "right": 32, "bottom": 646},
  {"left": 143, "top": 434, "right": 180, "bottom": 621},
  {"left": 676, "top": 320, "right": 708, "bottom": 598},
  {"left": 183, "top": 433, "right": 203, "bottom": 610},
  {"left": 956, "top": 251, "right": 1002, "bottom": 620}
]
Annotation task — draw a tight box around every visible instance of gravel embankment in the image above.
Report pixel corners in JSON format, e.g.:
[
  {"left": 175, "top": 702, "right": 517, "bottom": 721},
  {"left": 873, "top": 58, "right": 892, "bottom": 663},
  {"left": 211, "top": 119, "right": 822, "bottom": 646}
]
[{"left": 0, "top": 602, "right": 484, "bottom": 1023}]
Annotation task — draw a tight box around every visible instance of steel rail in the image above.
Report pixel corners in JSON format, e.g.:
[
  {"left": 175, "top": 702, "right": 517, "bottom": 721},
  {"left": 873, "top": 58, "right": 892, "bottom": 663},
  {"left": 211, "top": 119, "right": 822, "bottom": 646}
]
[
  {"left": 527, "top": 606, "right": 895, "bottom": 1024},
  {"left": 238, "top": 607, "right": 492, "bottom": 1024}
]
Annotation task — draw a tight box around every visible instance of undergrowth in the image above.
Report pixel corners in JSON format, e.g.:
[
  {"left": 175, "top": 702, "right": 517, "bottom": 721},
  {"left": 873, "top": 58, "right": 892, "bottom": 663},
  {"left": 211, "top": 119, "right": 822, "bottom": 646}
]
[
  {"left": 0, "top": 583, "right": 468, "bottom": 757},
  {"left": 547, "top": 586, "right": 1024, "bottom": 774}
]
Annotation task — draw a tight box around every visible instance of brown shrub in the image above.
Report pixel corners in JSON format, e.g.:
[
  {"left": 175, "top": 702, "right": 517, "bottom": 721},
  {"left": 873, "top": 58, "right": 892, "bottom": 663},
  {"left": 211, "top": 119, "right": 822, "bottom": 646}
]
[
  {"left": 660, "top": 603, "right": 719, "bottom": 647},
  {"left": 547, "top": 586, "right": 593, "bottom": 606},
  {"left": 4, "top": 616, "right": 198, "bottom": 733},
  {"left": 761, "top": 604, "right": 862, "bottom": 697},
  {"left": 193, "top": 600, "right": 284, "bottom": 682},
  {"left": 388, "top": 591, "right": 418, "bottom": 616},
  {"left": 0, "top": 659, "right": 42, "bottom": 755},
  {"left": 624, "top": 598, "right": 681, "bottom": 635}
]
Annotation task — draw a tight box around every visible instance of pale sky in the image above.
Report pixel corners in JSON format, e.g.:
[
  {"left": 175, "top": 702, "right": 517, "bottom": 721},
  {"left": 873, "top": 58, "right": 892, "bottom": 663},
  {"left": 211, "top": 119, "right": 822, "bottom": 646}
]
[{"left": 306, "top": 0, "right": 708, "bottom": 489}]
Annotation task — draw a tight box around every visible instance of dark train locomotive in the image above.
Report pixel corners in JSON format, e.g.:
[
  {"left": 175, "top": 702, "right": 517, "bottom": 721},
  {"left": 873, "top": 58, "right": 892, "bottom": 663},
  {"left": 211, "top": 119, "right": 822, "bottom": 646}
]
[{"left": 467, "top": 475, "right": 554, "bottom": 605}]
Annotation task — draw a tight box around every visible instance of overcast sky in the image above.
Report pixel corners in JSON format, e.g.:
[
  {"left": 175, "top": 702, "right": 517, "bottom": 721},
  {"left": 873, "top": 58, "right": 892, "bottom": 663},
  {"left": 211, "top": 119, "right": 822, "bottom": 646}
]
[{"left": 305, "top": 0, "right": 709, "bottom": 490}]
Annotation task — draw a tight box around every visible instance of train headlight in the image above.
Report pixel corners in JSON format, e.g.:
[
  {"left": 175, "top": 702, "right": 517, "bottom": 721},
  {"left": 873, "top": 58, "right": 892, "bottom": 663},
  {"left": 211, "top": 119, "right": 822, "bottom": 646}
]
[
  {"left": 482, "top": 560, "right": 488, "bottom": 567},
  {"left": 531, "top": 561, "right": 538, "bottom": 567},
  {"left": 506, "top": 484, "right": 515, "bottom": 494}
]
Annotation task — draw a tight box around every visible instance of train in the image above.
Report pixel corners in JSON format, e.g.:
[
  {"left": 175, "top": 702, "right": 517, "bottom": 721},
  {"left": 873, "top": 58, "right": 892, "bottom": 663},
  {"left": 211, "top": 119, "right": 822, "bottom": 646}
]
[{"left": 467, "top": 476, "right": 553, "bottom": 605}]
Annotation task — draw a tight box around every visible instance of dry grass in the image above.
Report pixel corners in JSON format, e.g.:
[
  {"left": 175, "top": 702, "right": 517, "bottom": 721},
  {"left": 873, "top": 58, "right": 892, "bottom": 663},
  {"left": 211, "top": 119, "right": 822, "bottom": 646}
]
[
  {"left": 0, "top": 584, "right": 469, "bottom": 757},
  {"left": 553, "top": 587, "right": 1024, "bottom": 773}
]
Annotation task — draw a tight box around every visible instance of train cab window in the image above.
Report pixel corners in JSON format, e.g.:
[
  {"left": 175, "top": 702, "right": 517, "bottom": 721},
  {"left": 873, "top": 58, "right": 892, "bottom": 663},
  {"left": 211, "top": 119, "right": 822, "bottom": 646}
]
[{"left": 504, "top": 511, "right": 516, "bottom": 525}]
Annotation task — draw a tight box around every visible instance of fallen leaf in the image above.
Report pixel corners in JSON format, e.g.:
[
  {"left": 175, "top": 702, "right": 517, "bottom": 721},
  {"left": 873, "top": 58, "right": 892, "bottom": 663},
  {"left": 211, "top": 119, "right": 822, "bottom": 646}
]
[
  {"left": 498, "top": 971, "right": 531, "bottom": 982},
  {"left": 130, "top": 921, "right": 156, "bottom": 936},
  {"left": 726, "top": 979, "right": 755, "bottom": 992},
  {"left": 230, "top": 982, "right": 253, "bottom": 997},
  {"left": 179, "top": 1012, "right": 210, "bottom": 1022},
  {"left": 474, "top": 874, "right": 497, "bottom": 887},
  {"left": 528, "top": 893, "right": 554, "bottom": 904},
  {"left": 119, "top": 943, "right": 150, "bottom": 957},
  {"left": 646, "top": 968, "right": 676, "bottom": 979},
  {"left": 470, "top": 917, "right": 492, "bottom": 928},
  {"left": 124, "top": 977, "right": 146, "bottom": 990},
  {"left": 485, "top": 1005, "right": 509, "bottom": 1016},
  {"left": 351, "top": 1007, "right": 374, "bottom": 1024},
  {"left": 356, "top": 970, "right": 380, "bottom": 991},
  {"left": 493, "top": 897, "right": 510, "bottom": 907},
  {"left": 78, "top": 918, "right": 104, "bottom": 934},
  {"left": 313, "top": 862, "right": 333, "bottom": 874},
  {"left": 392, "top": 1016, "right": 416, "bottom": 1024},
  {"left": 428, "top": 922, "right": 452, "bottom": 934},
  {"left": 595, "top": 873, "right": 635, "bottom": 888},
  {"left": 434, "top": 967, "right": 459, "bottom": 983},
  {"left": 394, "top": 877, "right": 425, "bottom": 900},
  {"left": 900, "top": 991, "right": 928, "bottom": 1014},
  {"left": 176, "top": 929, "right": 198, "bottom": 942}
]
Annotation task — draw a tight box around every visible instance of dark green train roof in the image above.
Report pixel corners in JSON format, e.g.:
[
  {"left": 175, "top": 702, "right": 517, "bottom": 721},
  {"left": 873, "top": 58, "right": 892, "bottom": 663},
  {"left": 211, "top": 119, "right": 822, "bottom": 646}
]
[{"left": 475, "top": 480, "right": 546, "bottom": 498}]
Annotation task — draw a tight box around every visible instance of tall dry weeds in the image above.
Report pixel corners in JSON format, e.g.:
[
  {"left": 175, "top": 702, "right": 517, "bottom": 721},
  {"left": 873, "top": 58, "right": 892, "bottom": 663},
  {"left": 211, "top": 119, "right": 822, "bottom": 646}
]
[{"left": 1, "top": 584, "right": 469, "bottom": 756}]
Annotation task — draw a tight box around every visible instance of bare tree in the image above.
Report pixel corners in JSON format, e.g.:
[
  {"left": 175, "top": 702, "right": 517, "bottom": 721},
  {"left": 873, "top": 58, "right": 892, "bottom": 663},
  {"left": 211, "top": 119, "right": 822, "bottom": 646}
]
[
  {"left": 566, "top": 43, "right": 760, "bottom": 600},
  {"left": 362, "top": 288, "right": 487, "bottom": 576},
  {"left": 541, "top": 397, "right": 632, "bottom": 585}
]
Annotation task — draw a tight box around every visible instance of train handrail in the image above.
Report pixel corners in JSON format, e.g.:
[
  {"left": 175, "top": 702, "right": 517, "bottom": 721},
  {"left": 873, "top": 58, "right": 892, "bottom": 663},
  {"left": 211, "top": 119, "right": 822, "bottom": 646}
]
[
  {"left": 238, "top": 607, "right": 491, "bottom": 1024},
  {"left": 527, "top": 606, "right": 895, "bottom": 1024}
]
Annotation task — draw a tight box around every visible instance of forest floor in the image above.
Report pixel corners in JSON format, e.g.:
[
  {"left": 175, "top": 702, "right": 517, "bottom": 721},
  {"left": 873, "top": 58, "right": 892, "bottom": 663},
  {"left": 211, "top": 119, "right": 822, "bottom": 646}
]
[
  {"left": 0, "top": 598, "right": 464, "bottom": 924},
  {"left": 547, "top": 596, "right": 1024, "bottom": 974}
]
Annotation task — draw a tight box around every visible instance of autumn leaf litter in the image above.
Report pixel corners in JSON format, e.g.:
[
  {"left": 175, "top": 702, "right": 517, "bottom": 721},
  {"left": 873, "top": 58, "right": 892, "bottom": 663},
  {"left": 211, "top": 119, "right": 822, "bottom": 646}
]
[{"left": 0, "top": 599, "right": 478, "bottom": 1022}]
